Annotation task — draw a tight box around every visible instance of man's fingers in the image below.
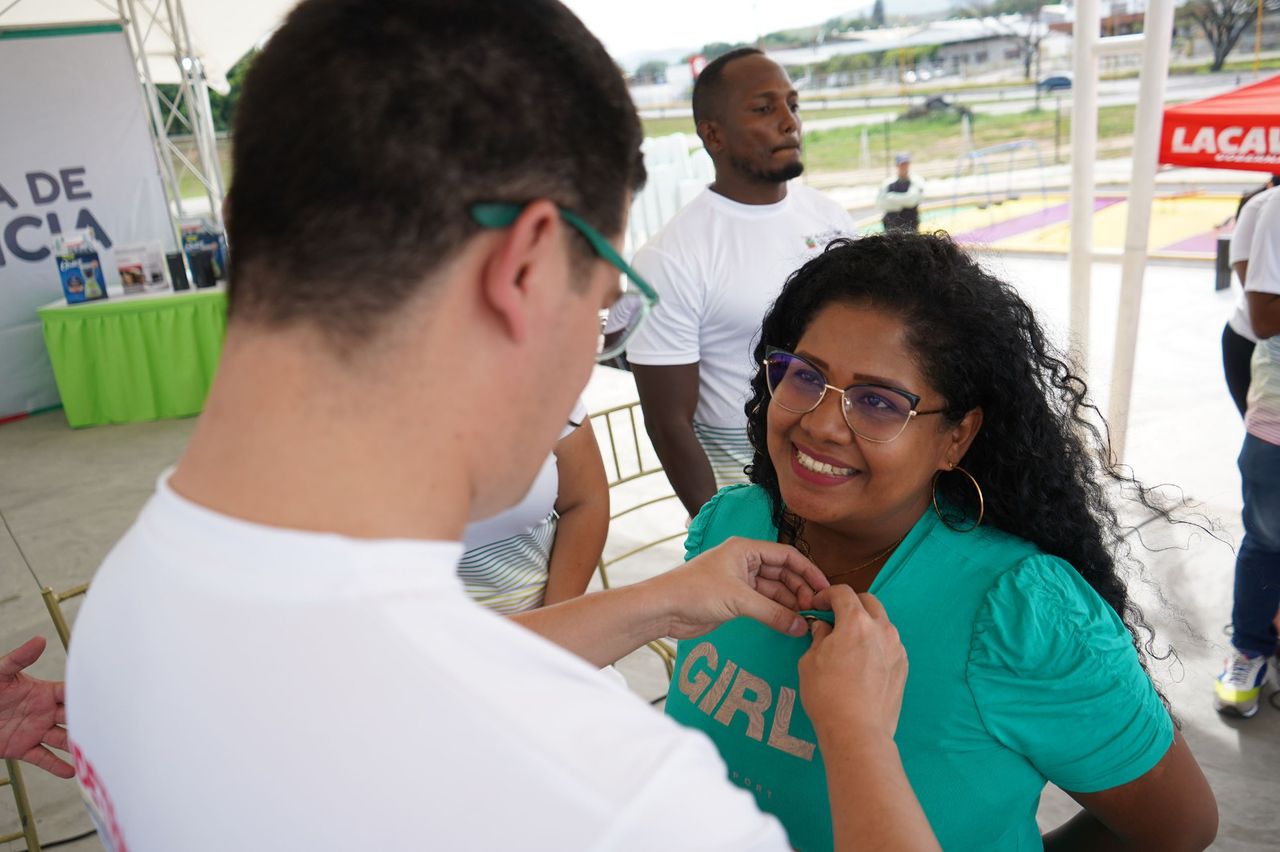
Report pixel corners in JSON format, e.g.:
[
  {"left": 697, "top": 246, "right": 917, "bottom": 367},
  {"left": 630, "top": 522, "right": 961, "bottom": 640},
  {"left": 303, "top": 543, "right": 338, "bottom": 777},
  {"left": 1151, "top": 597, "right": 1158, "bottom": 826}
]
[
  {"left": 737, "top": 539, "right": 830, "bottom": 593},
  {"left": 0, "top": 636, "right": 46, "bottom": 678},
  {"left": 754, "top": 577, "right": 799, "bottom": 611},
  {"left": 23, "top": 745, "right": 75, "bottom": 779},
  {"left": 755, "top": 562, "right": 819, "bottom": 608},
  {"left": 43, "top": 725, "right": 69, "bottom": 750},
  {"left": 737, "top": 592, "right": 808, "bottom": 637},
  {"left": 807, "top": 617, "right": 833, "bottom": 643},
  {"left": 857, "top": 592, "right": 889, "bottom": 620},
  {"left": 812, "top": 584, "right": 869, "bottom": 618}
]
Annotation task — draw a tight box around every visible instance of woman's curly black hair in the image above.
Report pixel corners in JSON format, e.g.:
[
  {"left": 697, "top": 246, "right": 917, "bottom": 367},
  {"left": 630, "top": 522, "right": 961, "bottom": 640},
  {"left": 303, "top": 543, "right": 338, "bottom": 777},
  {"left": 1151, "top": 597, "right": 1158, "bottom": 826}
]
[{"left": 746, "top": 232, "right": 1170, "bottom": 690}]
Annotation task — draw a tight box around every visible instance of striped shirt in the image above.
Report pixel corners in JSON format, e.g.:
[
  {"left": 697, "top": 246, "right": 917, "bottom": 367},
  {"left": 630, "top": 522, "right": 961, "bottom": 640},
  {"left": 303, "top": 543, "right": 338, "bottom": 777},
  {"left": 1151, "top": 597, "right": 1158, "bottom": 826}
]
[
  {"left": 693, "top": 421, "right": 754, "bottom": 490},
  {"left": 457, "top": 511, "right": 557, "bottom": 614},
  {"left": 1245, "top": 339, "right": 1280, "bottom": 446}
]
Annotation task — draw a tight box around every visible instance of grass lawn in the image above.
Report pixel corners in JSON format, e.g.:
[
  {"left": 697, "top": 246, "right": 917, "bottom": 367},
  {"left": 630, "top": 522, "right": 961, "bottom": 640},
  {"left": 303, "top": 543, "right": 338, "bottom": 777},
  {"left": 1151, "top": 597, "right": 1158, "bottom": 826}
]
[{"left": 800, "top": 104, "right": 1135, "bottom": 174}]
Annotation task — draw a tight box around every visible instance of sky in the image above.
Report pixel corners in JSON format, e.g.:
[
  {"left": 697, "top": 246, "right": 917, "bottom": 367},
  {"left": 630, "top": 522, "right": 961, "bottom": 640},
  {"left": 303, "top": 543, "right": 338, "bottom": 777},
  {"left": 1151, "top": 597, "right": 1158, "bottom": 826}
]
[{"left": 562, "top": 0, "right": 958, "bottom": 65}]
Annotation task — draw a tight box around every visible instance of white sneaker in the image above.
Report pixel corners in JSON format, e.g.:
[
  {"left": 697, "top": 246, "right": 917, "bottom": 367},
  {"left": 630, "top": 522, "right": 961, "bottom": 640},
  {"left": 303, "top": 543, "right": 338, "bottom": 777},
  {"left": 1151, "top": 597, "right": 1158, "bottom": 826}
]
[{"left": 1214, "top": 650, "right": 1270, "bottom": 718}]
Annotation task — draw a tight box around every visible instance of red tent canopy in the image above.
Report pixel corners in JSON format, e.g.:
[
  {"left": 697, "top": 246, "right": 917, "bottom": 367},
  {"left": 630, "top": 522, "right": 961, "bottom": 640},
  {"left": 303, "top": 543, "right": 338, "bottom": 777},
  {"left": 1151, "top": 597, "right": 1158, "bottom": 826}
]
[{"left": 1159, "top": 74, "right": 1280, "bottom": 171}]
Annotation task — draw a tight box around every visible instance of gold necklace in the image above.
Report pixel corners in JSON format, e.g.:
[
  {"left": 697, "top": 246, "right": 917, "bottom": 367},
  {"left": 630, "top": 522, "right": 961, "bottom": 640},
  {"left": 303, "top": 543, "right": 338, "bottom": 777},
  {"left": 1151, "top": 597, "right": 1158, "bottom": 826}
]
[{"left": 822, "top": 532, "right": 908, "bottom": 583}]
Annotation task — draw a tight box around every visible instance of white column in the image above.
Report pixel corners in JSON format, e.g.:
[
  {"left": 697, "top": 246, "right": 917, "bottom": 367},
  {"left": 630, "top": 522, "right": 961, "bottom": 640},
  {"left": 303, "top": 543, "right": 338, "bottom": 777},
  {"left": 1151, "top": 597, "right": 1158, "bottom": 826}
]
[
  {"left": 1067, "top": 0, "right": 1099, "bottom": 367},
  {"left": 1105, "top": 1, "right": 1175, "bottom": 463}
]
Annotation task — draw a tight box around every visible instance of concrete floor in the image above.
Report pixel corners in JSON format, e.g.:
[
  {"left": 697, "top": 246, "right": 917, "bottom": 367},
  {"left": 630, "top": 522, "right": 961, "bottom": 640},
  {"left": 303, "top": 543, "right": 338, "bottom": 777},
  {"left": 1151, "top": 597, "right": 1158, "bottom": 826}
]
[{"left": 1, "top": 253, "right": 1277, "bottom": 850}]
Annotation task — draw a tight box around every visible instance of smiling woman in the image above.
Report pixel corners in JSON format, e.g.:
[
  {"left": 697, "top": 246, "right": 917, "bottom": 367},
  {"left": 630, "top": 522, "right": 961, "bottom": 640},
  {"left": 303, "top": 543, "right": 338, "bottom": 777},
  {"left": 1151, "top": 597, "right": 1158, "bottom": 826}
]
[{"left": 664, "top": 232, "right": 1219, "bottom": 852}]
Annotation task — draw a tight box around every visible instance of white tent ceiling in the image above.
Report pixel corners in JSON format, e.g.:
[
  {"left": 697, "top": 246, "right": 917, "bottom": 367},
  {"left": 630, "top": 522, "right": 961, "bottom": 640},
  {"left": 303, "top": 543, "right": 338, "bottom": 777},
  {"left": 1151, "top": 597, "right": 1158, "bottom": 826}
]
[{"left": 0, "top": 0, "right": 295, "bottom": 91}]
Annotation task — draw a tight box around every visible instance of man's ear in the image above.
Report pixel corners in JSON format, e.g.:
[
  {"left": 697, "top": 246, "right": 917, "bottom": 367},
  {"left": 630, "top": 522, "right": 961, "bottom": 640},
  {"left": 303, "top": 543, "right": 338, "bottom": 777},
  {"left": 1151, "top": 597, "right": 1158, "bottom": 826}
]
[
  {"left": 697, "top": 119, "right": 724, "bottom": 154},
  {"left": 477, "top": 200, "right": 562, "bottom": 347}
]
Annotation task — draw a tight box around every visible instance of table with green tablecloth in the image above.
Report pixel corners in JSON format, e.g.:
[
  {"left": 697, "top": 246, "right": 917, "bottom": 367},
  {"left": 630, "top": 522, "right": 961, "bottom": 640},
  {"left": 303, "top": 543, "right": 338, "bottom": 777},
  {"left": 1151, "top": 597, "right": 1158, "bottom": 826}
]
[{"left": 37, "top": 288, "right": 227, "bottom": 428}]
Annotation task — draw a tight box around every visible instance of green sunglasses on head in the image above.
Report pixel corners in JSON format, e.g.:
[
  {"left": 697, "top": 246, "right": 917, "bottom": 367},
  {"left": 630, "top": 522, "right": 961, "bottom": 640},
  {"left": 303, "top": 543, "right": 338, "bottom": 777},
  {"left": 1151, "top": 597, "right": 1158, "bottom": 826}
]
[{"left": 469, "top": 202, "right": 657, "bottom": 363}]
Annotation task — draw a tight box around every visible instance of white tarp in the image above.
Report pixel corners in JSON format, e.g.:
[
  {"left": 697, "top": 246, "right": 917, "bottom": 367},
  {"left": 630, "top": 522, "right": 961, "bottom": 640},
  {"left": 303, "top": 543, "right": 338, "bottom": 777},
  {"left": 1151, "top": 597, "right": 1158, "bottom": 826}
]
[
  {"left": 0, "top": 0, "right": 297, "bottom": 91},
  {"left": 0, "top": 25, "right": 176, "bottom": 417}
]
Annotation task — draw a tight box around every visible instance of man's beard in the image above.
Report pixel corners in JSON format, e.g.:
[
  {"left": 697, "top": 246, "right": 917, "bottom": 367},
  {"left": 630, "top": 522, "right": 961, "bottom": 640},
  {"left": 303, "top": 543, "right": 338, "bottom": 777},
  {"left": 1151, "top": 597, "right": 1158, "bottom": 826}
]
[{"left": 730, "top": 153, "right": 804, "bottom": 184}]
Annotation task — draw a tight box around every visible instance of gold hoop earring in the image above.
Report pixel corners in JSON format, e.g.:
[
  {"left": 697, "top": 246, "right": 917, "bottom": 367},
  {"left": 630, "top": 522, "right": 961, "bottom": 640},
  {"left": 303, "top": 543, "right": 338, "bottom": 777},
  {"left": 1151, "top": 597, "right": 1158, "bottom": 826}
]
[{"left": 931, "top": 465, "right": 984, "bottom": 532}]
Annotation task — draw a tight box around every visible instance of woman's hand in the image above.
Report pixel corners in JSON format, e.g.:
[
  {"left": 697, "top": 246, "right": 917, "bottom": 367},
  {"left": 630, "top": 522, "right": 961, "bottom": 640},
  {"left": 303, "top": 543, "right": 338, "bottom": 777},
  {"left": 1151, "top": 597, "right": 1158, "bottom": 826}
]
[
  {"left": 653, "top": 537, "right": 831, "bottom": 640},
  {"left": 799, "top": 586, "right": 908, "bottom": 743}
]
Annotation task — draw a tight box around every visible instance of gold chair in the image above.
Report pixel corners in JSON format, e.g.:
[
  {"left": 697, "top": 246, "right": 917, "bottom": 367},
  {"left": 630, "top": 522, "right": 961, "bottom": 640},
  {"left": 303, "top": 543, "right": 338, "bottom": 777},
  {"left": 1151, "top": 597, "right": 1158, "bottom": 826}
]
[
  {"left": 589, "top": 401, "right": 690, "bottom": 680},
  {"left": 41, "top": 583, "right": 89, "bottom": 651},
  {"left": 1, "top": 759, "right": 41, "bottom": 851}
]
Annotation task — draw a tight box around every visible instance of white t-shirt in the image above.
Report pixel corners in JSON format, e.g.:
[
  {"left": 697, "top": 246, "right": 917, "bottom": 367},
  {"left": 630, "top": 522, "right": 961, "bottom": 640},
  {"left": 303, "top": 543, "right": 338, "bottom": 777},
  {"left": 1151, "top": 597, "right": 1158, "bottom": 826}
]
[
  {"left": 1228, "top": 186, "right": 1280, "bottom": 342},
  {"left": 624, "top": 185, "right": 854, "bottom": 484},
  {"left": 66, "top": 473, "right": 789, "bottom": 852},
  {"left": 1245, "top": 194, "right": 1280, "bottom": 446}
]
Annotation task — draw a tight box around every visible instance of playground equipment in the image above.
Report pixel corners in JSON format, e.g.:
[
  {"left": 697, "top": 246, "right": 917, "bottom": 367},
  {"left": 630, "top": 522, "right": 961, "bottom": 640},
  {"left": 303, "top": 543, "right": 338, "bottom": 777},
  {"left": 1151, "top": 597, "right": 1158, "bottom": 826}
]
[{"left": 950, "top": 140, "right": 1050, "bottom": 212}]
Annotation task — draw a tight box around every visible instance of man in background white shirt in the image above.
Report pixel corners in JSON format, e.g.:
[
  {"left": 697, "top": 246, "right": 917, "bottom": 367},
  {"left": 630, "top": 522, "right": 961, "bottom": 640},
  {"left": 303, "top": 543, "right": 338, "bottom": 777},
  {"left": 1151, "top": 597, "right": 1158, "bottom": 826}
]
[{"left": 626, "top": 49, "right": 856, "bottom": 517}]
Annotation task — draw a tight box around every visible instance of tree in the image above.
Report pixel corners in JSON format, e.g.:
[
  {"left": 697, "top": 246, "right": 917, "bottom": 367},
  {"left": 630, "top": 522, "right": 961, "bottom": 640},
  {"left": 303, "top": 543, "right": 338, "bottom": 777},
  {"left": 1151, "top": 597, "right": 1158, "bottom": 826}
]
[
  {"left": 1181, "top": 0, "right": 1280, "bottom": 72},
  {"left": 872, "top": 0, "right": 886, "bottom": 28},
  {"left": 634, "top": 60, "right": 669, "bottom": 84},
  {"left": 700, "top": 41, "right": 751, "bottom": 62},
  {"left": 209, "top": 48, "right": 258, "bottom": 133},
  {"left": 960, "top": 2, "right": 1048, "bottom": 82}
]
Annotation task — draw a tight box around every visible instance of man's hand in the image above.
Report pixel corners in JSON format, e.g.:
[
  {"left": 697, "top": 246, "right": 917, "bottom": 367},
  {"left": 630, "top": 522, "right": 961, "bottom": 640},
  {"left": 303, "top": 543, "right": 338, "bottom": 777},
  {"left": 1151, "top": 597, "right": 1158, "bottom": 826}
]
[
  {"left": 799, "top": 587, "right": 907, "bottom": 743},
  {"left": 800, "top": 588, "right": 940, "bottom": 852},
  {"left": 651, "top": 537, "right": 830, "bottom": 640},
  {"left": 0, "top": 636, "right": 74, "bottom": 778}
]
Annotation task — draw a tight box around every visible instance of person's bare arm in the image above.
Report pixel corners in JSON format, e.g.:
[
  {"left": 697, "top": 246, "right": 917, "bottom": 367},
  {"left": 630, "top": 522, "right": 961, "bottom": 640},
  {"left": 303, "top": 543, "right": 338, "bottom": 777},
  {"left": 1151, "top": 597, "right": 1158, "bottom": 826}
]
[
  {"left": 1233, "top": 260, "right": 1248, "bottom": 287},
  {"left": 631, "top": 362, "right": 718, "bottom": 517},
  {"left": 542, "top": 423, "right": 610, "bottom": 606},
  {"left": 513, "top": 537, "right": 825, "bottom": 668},
  {"left": 1247, "top": 291, "right": 1280, "bottom": 339},
  {"left": 1041, "top": 731, "right": 1217, "bottom": 852},
  {"left": 801, "top": 588, "right": 940, "bottom": 852}
]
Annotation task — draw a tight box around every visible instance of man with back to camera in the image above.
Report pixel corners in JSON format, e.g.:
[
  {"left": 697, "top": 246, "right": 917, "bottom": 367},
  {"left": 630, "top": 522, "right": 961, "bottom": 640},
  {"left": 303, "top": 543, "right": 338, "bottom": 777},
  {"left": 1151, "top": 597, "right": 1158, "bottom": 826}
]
[
  {"left": 876, "top": 153, "right": 924, "bottom": 233},
  {"left": 624, "top": 48, "right": 857, "bottom": 519},
  {"left": 63, "top": 2, "right": 937, "bottom": 850}
]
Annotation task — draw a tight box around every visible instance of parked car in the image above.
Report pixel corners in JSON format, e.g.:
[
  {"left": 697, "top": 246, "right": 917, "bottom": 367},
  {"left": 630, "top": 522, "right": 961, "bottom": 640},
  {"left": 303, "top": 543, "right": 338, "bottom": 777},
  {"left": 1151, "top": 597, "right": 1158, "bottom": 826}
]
[{"left": 1037, "top": 75, "right": 1072, "bottom": 92}]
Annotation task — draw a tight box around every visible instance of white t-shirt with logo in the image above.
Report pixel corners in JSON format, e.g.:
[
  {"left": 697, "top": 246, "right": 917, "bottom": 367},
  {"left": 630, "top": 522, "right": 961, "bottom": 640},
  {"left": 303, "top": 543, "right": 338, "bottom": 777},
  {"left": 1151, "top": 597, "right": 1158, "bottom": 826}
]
[
  {"left": 66, "top": 473, "right": 789, "bottom": 851},
  {"left": 624, "top": 185, "right": 855, "bottom": 485},
  {"left": 1228, "top": 186, "right": 1280, "bottom": 342},
  {"left": 1245, "top": 194, "right": 1280, "bottom": 446}
]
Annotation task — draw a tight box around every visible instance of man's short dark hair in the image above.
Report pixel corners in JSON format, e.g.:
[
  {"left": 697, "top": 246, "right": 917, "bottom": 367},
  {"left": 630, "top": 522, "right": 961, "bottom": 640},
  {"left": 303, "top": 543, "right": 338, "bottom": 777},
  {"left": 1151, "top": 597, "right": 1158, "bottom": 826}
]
[
  {"left": 227, "top": 0, "right": 645, "bottom": 343},
  {"left": 691, "top": 47, "right": 764, "bottom": 126}
]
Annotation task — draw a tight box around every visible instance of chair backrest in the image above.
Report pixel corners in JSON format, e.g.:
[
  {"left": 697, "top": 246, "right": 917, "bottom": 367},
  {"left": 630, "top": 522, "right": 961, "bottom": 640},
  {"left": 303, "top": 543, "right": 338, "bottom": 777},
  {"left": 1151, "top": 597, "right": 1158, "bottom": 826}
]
[
  {"left": 589, "top": 400, "right": 689, "bottom": 681},
  {"left": 589, "top": 401, "right": 688, "bottom": 589},
  {"left": 42, "top": 582, "right": 89, "bottom": 651}
]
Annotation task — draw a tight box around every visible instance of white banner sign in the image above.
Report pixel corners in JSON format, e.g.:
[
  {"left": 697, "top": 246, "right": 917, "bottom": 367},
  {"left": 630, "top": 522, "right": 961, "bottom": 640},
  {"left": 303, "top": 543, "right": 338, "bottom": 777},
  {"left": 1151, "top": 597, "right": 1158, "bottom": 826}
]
[{"left": 0, "top": 25, "right": 176, "bottom": 419}]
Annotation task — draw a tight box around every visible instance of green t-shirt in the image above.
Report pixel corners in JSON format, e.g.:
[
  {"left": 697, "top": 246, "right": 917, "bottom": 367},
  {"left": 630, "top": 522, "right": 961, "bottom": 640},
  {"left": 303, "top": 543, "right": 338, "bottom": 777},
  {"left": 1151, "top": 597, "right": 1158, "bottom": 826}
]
[{"left": 666, "top": 484, "right": 1173, "bottom": 852}]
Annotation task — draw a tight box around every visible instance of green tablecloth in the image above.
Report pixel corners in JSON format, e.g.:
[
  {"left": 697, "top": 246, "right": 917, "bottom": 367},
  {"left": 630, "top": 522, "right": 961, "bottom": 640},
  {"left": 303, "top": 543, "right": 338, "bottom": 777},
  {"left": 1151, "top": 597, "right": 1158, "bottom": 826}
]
[{"left": 37, "top": 289, "right": 227, "bottom": 428}]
